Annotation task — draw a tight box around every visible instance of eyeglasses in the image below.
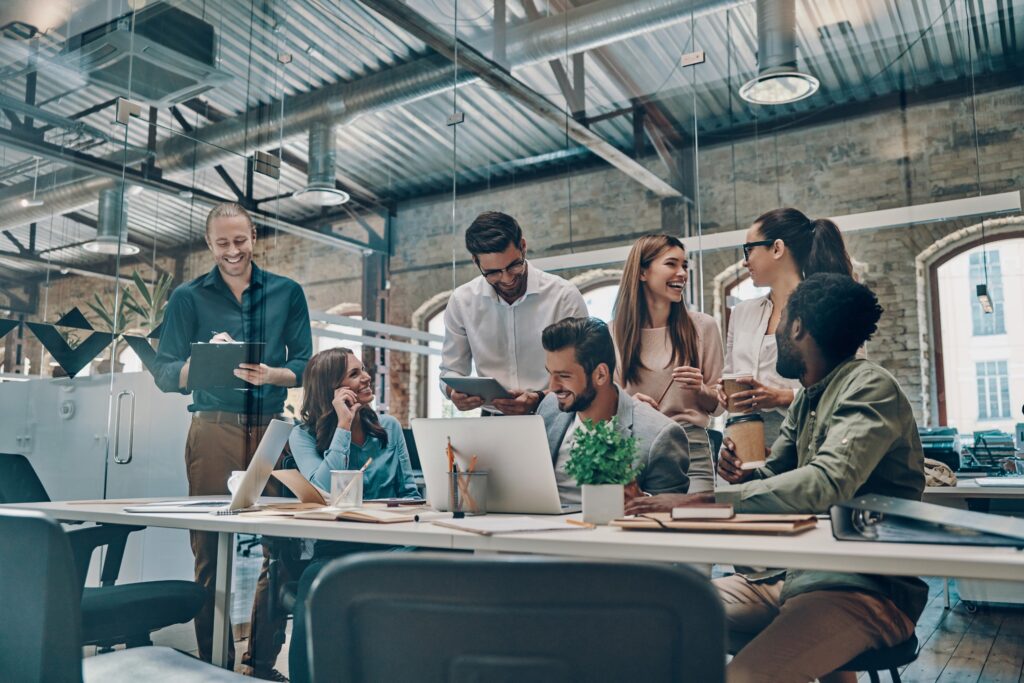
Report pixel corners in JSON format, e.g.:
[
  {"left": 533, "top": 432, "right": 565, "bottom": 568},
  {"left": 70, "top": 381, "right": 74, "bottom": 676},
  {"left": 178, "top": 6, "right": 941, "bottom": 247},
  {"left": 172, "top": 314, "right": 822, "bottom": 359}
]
[
  {"left": 480, "top": 256, "right": 526, "bottom": 282},
  {"left": 742, "top": 240, "right": 775, "bottom": 260}
]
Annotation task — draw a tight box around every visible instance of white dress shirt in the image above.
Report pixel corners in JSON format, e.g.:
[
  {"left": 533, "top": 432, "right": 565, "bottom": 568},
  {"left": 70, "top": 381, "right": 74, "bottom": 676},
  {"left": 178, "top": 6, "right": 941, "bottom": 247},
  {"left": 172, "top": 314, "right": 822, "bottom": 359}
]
[
  {"left": 440, "top": 263, "right": 588, "bottom": 395},
  {"left": 724, "top": 295, "right": 801, "bottom": 417}
]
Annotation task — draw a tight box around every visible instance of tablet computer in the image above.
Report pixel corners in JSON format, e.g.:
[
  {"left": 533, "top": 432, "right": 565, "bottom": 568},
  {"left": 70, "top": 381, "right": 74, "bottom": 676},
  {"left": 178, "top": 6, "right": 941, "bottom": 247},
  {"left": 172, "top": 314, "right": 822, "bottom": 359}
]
[
  {"left": 187, "top": 342, "right": 265, "bottom": 391},
  {"left": 441, "top": 376, "right": 514, "bottom": 404}
]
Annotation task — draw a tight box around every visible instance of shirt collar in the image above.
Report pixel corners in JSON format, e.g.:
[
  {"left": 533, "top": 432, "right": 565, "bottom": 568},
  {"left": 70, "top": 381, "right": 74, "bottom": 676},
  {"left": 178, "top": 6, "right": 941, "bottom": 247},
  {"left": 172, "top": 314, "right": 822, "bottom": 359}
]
[
  {"left": 200, "top": 262, "right": 263, "bottom": 291},
  {"left": 804, "top": 357, "right": 857, "bottom": 401}
]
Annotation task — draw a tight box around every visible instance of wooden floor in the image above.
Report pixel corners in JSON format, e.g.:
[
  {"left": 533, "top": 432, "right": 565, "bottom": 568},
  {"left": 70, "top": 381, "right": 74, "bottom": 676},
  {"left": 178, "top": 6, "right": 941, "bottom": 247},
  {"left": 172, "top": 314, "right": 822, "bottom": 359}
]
[{"left": 858, "top": 578, "right": 1024, "bottom": 683}]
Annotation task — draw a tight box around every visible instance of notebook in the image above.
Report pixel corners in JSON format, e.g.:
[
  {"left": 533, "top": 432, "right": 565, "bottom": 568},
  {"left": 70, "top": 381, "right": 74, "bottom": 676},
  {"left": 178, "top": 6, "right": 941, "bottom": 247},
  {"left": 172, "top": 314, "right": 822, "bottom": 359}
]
[
  {"left": 293, "top": 507, "right": 419, "bottom": 523},
  {"left": 432, "top": 516, "right": 586, "bottom": 536},
  {"left": 672, "top": 504, "right": 735, "bottom": 520},
  {"left": 612, "top": 512, "right": 817, "bottom": 535}
]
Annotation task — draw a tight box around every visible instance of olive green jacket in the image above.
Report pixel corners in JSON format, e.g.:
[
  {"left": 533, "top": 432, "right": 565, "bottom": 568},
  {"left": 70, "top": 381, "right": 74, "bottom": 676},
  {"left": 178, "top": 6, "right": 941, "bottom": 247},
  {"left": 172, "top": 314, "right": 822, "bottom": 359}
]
[{"left": 717, "top": 358, "right": 928, "bottom": 622}]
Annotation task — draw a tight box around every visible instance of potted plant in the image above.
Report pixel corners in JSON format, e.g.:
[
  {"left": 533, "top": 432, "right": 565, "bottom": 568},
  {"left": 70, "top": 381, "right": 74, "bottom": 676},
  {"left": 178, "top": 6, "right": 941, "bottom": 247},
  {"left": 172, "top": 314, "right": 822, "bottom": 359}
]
[
  {"left": 564, "top": 417, "right": 640, "bottom": 524},
  {"left": 122, "top": 271, "right": 173, "bottom": 334}
]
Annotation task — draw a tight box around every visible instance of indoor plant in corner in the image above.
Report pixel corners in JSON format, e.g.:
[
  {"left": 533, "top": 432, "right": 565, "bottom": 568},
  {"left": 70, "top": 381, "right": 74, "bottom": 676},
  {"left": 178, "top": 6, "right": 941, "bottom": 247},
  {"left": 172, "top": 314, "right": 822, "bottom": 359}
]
[{"left": 565, "top": 417, "right": 640, "bottom": 524}]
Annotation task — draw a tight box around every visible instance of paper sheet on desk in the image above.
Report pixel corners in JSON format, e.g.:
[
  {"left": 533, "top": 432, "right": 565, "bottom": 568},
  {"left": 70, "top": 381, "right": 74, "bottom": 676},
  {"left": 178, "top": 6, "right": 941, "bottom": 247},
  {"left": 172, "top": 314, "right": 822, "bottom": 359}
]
[{"left": 433, "top": 516, "right": 584, "bottom": 536}]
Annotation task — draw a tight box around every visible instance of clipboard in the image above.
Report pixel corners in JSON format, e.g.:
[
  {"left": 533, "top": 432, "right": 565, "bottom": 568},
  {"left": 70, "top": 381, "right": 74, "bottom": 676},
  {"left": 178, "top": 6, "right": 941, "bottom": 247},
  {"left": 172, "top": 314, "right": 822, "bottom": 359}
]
[{"left": 187, "top": 342, "right": 265, "bottom": 391}]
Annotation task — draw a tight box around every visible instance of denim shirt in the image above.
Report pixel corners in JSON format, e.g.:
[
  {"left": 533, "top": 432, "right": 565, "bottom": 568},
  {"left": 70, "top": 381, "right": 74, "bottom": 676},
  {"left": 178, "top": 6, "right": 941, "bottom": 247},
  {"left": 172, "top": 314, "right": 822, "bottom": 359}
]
[
  {"left": 717, "top": 358, "right": 928, "bottom": 622},
  {"left": 289, "top": 414, "right": 420, "bottom": 500},
  {"left": 152, "top": 263, "right": 312, "bottom": 415}
]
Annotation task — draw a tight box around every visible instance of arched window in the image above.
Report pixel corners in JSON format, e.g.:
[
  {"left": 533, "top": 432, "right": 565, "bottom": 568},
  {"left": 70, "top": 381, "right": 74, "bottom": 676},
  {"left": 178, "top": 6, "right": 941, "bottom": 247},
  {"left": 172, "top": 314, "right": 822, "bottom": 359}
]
[{"left": 931, "top": 235, "right": 1024, "bottom": 432}]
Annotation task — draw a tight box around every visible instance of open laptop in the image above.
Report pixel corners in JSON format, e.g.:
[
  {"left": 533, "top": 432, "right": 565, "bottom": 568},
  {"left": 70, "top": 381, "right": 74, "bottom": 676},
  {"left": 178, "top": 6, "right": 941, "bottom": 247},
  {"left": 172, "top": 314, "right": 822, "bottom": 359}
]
[
  {"left": 124, "top": 419, "right": 294, "bottom": 514},
  {"left": 411, "top": 416, "right": 580, "bottom": 514}
]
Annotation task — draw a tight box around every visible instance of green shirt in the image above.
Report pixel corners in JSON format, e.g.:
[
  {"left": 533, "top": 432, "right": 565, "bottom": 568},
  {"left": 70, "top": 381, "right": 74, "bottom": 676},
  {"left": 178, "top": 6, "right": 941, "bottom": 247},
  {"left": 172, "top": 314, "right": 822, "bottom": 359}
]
[
  {"left": 717, "top": 358, "right": 928, "bottom": 622},
  {"left": 152, "top": 263, "right": 312, "bottom": 415}
]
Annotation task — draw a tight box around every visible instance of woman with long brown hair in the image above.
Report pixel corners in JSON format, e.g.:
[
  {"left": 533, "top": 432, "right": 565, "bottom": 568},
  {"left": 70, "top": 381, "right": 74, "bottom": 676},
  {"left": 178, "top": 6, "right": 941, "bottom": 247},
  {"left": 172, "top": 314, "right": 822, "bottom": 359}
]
[
  {"left": 288, "top": 346, "right": 419, "bottom": 497},
  {"left": 288, "top": 346, "right": 419, "bottom": 683},
  {"left": 723, "top": 208, "right": 853, "bottom": 443},
  {"left": 612, "top": 235, "right": 722, "bottom": 492}
]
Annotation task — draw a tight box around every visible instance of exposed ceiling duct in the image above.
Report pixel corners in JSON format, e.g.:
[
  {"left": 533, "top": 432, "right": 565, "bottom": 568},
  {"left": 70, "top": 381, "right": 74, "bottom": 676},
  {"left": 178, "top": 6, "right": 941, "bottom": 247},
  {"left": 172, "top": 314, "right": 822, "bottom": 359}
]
[
  {"left": 292, "top": 121, "right": 349, "bottom": 207},
  {"left": 0, "top": 0, "right": 742, "bottom": 230},
  {"left": 739, "top": 0, "right": 818, "bottom": 105},
  {"left": 83, "top": 183, "right": 140, "bottom": 255}
]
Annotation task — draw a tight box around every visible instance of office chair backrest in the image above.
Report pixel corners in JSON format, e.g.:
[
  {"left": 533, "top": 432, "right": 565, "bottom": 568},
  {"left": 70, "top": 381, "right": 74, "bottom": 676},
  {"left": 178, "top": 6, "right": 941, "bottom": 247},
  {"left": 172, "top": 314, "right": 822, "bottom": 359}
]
[
  {"left": 0, "top": 509, "right": 83, "bottom": 682},
  {"left": 0, "top": 453, "right": 50, "bottom": 503},
  {"left": 307, "top": 553, "right": 725, "bottom": 683}
]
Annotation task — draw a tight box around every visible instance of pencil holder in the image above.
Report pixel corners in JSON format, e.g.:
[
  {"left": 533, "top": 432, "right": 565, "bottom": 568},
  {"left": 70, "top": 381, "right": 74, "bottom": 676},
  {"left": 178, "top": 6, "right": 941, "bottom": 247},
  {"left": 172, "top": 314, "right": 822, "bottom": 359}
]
[{"left": 448, "top": 471, "right": 488, "bottom": 515}]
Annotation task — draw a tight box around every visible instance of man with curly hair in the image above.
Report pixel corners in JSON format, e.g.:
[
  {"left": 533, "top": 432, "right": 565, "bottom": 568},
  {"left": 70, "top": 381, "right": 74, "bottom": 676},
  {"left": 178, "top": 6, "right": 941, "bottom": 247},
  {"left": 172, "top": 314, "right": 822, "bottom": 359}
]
[{"left": 628, "top": 274, "right": 926, "bottom": 683}]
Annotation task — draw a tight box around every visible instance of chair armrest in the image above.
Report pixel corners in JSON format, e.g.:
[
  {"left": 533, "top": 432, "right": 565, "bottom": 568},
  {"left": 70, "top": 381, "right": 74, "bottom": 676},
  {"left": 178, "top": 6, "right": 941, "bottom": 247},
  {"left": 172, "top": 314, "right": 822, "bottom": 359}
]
[{"left": 65, "top": 523, "right": 144, "bottom": 589}]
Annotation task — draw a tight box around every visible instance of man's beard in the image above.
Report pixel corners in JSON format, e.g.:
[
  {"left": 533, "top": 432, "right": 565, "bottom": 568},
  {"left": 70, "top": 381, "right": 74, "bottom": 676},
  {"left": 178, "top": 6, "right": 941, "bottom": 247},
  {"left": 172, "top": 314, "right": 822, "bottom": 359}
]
[
  {"left": 775, "top": 325, "right": 806, "bottom": 380},
  {"left": 564, "top": 379, "right": 598, "bottom": 413}
]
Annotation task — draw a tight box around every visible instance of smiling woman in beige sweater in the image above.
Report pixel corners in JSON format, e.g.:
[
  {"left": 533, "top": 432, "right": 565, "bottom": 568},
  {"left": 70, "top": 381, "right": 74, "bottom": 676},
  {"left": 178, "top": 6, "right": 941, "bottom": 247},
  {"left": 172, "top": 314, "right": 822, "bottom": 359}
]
[{"left": 611, "top": 235, "right": 723, "bottom": 493}]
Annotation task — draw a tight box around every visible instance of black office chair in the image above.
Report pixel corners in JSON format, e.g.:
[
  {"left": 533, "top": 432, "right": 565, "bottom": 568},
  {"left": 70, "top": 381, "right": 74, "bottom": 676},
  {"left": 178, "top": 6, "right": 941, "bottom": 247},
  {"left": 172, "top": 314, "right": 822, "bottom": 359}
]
[
  {"left": 0, "top": 508, "right": 247, "bottom": 682},
  {"left": 0, "top": 453, "right": 205, "bottom": 649},
  {"left": 837, "top": 635, "right": 919, "bottom": 683},
  {"left": 402, "top": 427, "right": 426, "bottom": 494},
  {"left": 306, "top": 553, "right": 726, "bottom": 683}
]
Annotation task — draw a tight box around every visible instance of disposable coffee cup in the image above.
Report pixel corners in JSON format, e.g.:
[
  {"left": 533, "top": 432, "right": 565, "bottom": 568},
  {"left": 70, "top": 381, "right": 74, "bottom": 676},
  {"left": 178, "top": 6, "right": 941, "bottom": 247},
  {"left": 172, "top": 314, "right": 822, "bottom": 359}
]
[
  {"left": 722, "top": 373, "right": 755, "bottom": 414},
  {"left": 726, "top": 413, "right": 766, "bottom": 470}
]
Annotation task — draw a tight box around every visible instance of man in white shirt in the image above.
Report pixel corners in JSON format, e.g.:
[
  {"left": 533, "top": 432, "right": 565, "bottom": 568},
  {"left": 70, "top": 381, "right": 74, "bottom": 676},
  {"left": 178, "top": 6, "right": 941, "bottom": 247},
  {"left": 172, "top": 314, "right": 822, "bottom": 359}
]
[{"left": 440, "top": 211, "right": 588, "bottom": 415}]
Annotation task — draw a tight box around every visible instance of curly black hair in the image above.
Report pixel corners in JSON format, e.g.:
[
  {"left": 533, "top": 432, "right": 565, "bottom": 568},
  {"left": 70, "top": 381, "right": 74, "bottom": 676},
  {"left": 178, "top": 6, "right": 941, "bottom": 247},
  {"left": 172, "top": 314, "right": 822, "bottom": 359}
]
[{"left": 785, "top": 273, "right": 883, "bottom": 361}]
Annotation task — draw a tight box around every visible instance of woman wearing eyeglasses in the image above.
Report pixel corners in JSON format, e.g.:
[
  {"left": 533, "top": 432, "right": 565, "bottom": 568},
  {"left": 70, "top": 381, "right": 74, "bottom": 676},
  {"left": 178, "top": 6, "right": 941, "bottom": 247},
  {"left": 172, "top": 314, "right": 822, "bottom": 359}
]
[
  {"left": 611, "top": 234, "right": 722, "bottom": 493},
  {"left": 723, "top": 208, "right": 852, "bottom": 442}
]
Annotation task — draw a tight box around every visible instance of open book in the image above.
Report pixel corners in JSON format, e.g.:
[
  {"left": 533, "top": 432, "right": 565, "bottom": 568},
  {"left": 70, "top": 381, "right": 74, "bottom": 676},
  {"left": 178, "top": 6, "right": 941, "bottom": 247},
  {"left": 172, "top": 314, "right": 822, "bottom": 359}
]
[
  {"left": 293, "top": 507, "right": 418, "bottom": 523},
  {"left": 613, "top": 512, "right": 817, "bottom": 535}
]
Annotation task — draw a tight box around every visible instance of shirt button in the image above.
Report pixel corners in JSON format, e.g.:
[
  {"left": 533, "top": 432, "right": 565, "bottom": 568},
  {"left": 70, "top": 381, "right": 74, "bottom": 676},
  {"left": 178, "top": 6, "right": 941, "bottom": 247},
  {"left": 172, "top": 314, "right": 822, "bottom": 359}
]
[
  {"left": 810, "top": 411, "right": 816, "bottom": 417},
  {"left": 842, "top": 438, "right": 848, "bottom": 444}
]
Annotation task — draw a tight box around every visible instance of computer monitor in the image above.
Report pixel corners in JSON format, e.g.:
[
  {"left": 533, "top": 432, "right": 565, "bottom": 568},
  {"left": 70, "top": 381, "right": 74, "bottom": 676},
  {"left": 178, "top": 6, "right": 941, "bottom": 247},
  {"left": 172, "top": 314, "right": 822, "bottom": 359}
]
[{"left": 411, "top": 416, "right": 575, "bottom": 514}]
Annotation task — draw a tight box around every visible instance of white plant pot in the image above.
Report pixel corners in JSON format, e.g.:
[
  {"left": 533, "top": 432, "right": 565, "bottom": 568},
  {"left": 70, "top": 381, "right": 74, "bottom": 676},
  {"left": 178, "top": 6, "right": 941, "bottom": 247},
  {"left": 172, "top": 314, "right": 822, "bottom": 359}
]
[{"left": 581, "top": 483, "right": 625, "bottom": 525}]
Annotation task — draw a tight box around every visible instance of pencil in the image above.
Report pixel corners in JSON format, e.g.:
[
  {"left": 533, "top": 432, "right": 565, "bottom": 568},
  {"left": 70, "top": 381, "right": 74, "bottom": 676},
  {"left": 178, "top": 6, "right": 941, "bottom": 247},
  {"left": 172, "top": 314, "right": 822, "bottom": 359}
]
[{"left": 566, "top": 518, "right": 596, "bottom": 529}]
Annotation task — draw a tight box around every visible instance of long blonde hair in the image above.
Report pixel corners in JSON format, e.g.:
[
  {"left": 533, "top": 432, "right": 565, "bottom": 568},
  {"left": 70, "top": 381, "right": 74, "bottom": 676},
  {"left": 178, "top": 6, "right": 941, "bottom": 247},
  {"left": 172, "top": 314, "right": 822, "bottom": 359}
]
[{"left": 613, "top": 235, "right": 699, "bottom": 386}]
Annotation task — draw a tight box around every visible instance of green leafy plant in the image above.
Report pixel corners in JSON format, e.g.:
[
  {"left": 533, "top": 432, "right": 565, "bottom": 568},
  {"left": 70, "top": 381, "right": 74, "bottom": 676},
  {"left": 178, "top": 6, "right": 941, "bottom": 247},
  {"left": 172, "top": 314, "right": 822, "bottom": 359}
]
[
  {"left": 122, "top": 271, "right": 173, "bottom": 332},
  {"left": 565, "top": 417, "right": 641, "bottom": 486},
  {"left": 87, "top": 287, "right": 136, "bottom": 336}
]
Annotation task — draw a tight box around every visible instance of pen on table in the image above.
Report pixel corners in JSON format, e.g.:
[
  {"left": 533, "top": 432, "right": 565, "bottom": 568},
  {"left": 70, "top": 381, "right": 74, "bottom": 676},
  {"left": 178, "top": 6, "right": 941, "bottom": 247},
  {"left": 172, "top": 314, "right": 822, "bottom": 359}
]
[
  {"left": 566, "top": 518, "right": 596, "bottom": 529},
  {"left": 415, "top": 511, "right": 466, "bottom": 522}
]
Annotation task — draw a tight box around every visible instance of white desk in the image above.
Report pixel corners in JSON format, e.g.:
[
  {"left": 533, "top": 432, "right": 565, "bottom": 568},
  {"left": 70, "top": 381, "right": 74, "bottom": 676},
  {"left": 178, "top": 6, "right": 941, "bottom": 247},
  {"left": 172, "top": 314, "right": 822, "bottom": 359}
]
[{"left": 7, "top": 498, "right": 1024, "bottom": 668}]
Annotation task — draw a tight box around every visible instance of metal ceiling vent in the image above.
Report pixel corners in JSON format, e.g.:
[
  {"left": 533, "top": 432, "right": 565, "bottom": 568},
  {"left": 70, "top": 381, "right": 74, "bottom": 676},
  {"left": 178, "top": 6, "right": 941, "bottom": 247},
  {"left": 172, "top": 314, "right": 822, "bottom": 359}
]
[
  {"left": 60, "top": 2, "right": 231, "bottom": 106},
  {"left": 293, "top": 121, "right": 349, "bottom": 207},
  {"left": 83, "top": 184, "right": 139, "bottom": 255},
  {"left": 739, "top": 0, "right": 818, "bottom": 105}
]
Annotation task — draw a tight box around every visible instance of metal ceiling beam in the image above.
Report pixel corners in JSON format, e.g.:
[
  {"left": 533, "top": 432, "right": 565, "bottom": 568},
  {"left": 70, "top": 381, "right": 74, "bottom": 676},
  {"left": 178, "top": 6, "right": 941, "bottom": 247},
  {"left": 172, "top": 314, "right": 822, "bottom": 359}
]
[
  {"left": 359, "top": 0, "right": 682, "bottom": 199},
  {"left": 0, "top": 126, "right": 383, "bottom": 255}
]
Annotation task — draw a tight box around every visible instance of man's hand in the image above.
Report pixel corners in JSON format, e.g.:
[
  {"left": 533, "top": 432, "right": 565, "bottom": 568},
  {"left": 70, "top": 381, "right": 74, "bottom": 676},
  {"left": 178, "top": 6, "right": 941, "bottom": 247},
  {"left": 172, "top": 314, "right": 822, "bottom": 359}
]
[
  {"left": 234, "top": 363, "right": 287, "bottom": 387},
  {"left": 491, "top": 389, "right": 543, "bottom": 415},
  {"left": 210, "top": 332, "right": 236, "bottom": 343},
  {"left": 729, "top": 377, "right": 792, "bottom": 412},
  {"left": 717, "top": 437, "right": 765, "bottom": 484},
  {"left": 449, "top": 389, "right": 485, "bottom": 412},
  {"left": 632, "top": 392, "right": 660, "bottom": 410},
  {"left": 624, "top": 492, "right": 715, "bottom": 515}
]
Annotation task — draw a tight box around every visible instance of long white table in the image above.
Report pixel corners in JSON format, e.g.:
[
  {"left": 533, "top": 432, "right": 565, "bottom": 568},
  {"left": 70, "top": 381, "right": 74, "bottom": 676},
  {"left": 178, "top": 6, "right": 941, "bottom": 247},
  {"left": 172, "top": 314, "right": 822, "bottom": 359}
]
[{"left": 7, "top": 497, "right": 1024, "bottom": 668}]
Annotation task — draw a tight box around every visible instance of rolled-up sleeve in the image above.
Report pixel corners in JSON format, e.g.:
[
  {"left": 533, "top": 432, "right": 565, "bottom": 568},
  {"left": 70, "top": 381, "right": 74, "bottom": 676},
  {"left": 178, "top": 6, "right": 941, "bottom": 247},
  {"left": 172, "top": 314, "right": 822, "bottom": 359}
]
[
  {"left": 439, "top": 295, "right": 471, "bottom": 395},
  {"left": 642, "top": 422, "right": 692, "bottom": 494},
  {"left": 152, "top": 288, "right": 194, "bottom": 394},
  {"left": 283, "top": 283, "right": 313, "bottom": 386},
  {"left": 717, "top": 376, "right": 901, "bottom": 514}
]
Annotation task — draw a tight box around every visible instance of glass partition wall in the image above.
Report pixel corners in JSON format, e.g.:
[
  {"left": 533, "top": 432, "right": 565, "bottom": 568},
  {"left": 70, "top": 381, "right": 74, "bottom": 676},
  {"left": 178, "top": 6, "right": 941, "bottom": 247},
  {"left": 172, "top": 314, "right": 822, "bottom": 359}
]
[{"left": 1, "top": 0, "right": 1022, "bottom": 655}]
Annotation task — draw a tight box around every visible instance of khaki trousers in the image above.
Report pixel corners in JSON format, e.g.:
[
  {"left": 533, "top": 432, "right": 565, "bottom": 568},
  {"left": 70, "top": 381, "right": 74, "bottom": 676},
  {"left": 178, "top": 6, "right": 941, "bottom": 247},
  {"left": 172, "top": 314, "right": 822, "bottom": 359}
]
[
  {"left": 715, "top": 574, "right": 916, "bottom": 683},
  {"left": 184, "top": 416, "right": 289, "bottom": 670}
]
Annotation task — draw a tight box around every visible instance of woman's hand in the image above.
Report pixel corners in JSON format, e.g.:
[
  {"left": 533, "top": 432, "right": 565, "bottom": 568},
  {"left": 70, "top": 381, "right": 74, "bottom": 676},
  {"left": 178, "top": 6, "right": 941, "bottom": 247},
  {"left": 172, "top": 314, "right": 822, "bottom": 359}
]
[
  {"left": 332, "top": 387, "right": 361, "bottom": 430},
  {"left": 729, "top": 378, "right": 793, "bottom": 412},
  {"left": 671, "top": 365, "right": 705, "bottom": 392}
]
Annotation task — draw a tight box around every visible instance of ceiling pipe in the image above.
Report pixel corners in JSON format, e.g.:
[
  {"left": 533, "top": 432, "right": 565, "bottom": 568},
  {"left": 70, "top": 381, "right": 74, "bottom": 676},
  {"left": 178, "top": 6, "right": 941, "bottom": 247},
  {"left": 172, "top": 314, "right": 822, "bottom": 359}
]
[
  {"left": 739, "top": 0, "right": 818, "bottom": 105},
  {"left": 0, "top": 0, "right": 742, "bottom": 230},
  {"left": 292, "top": 120, "right": 349, "bottom": 206}
]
